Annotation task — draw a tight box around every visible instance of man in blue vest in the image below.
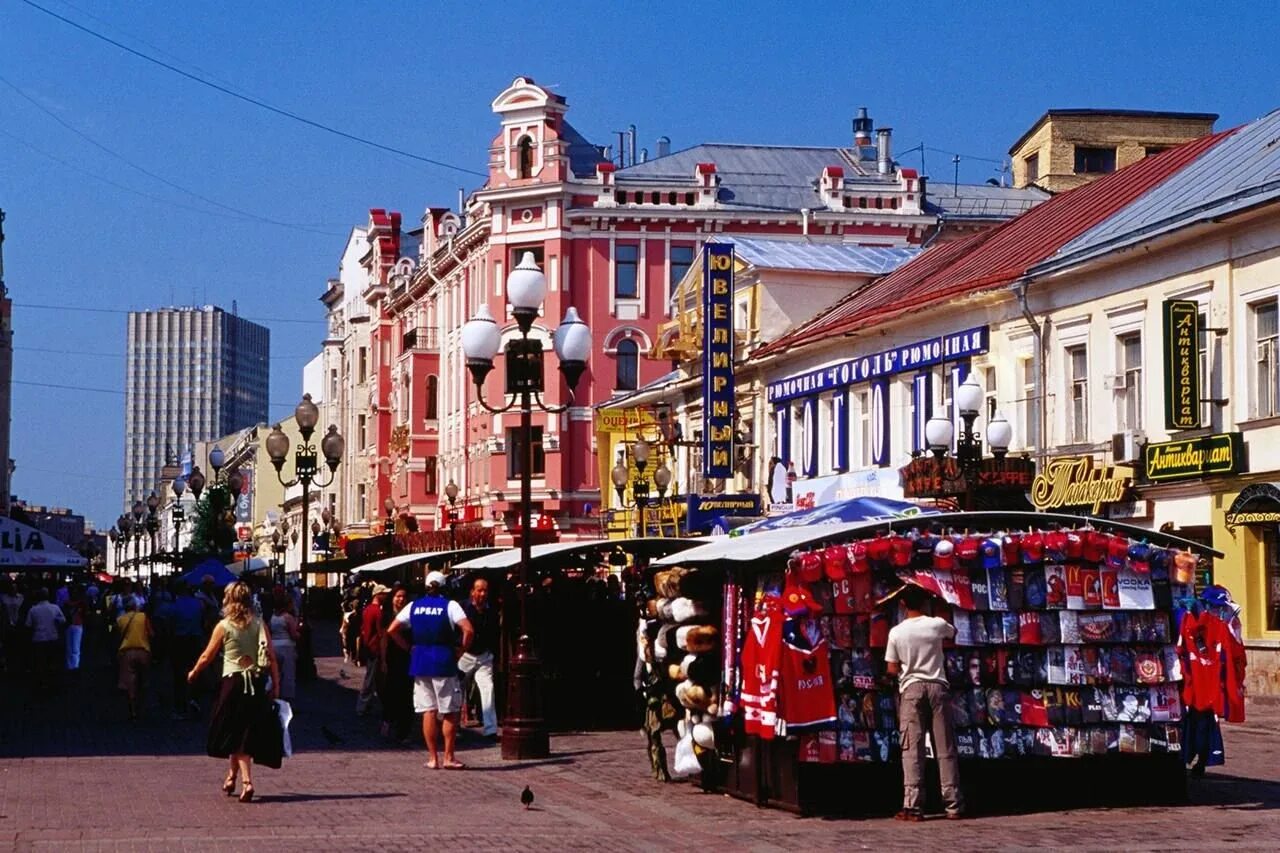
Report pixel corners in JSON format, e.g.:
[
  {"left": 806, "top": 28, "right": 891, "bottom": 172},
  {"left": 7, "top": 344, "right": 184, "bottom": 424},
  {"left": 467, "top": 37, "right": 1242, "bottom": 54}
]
[{"left": 388, "top": 571, "right": 474, "bottom": 769}]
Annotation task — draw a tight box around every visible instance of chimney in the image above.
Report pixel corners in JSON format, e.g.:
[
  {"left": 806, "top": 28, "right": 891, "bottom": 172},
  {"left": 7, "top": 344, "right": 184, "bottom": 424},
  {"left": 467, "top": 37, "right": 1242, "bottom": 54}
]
[
  {"left": 877, "top": 127, "right": 893, "bottom": 175},
  {"left": 628, "top": 124, "right": 637, "bottom": 169},
  {"left": 640, "top": 148, "right": 648, "bottom": 163},
  {"left": 656, "top": 136, "right": 671, "bottom": 158},
  {"left": 853, "top": 107, "right": 873, "bottom": 148}
]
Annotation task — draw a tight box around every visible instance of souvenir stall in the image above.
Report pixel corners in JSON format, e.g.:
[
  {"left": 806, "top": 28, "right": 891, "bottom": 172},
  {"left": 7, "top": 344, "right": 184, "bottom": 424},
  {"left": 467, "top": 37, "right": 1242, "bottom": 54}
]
[{"left": 646, "top": 511, "right": 1238, "bottom": 815}]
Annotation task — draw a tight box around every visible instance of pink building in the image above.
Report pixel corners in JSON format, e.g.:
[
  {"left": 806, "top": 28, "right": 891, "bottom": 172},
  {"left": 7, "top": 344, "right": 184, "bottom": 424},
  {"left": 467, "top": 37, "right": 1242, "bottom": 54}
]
[{"left": 364, "top": 77, "right": 1041, "bottom": 540}]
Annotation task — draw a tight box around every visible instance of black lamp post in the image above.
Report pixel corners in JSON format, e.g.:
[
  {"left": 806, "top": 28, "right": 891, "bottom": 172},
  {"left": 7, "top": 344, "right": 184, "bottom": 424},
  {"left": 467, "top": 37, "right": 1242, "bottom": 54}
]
[
  {"left": 444, "top": 479, "right": 459, "bottom": 550},
  {"left": 265, "top": 395, "right": 344, "bottom": 580},
  {"left": 924, "top": 374, "right": 1012, "bottom": 511},
  {"left": 611, "top": 438, "right": 672, "bottom": 538},
  {"left": 460, "top": 251, "right": 592, "bottom": 760},
  {"left": 171, "top": 476, "right": 187, "bottom": 571},
  {"left": 145, "top": 491, "right": 160, "bottom": 582}
]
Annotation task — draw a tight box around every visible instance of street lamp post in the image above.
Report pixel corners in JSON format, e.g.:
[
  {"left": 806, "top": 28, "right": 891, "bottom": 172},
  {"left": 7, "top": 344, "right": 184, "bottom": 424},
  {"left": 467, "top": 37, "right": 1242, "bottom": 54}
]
[
  {"left": 460, "top": 251, "right": 591, "bottom": 760},
  {"left": 171, "top": 477, "right": 187, "bottom": 572},
  {"left": 444, "top": 480, "right": 459, "bottom": 550},
  {"left": 384, "top": 497, "right": 396, "bottom": 534},
  {"left": 924, "top": 374, "right": 1013, "bottom": 510},
  {"left": 611, "top": 439, "right": 672, "bottom": 537},
  {"left": 266, "top": 395, "right": 343, "bottom": 581}
]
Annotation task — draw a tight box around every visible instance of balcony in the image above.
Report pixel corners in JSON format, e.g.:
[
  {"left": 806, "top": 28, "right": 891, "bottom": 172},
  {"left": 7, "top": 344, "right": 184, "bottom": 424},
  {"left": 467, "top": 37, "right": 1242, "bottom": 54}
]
[{"left": 401, "top": 328, "right": 439, "bottom": 353}]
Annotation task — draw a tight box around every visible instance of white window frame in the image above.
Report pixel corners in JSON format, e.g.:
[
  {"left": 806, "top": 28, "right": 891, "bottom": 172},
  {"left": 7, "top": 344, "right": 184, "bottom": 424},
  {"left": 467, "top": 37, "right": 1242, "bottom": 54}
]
[
  {"left": 1117, "top": 332, "right": 1143, "bottom": 431},
  {"left": 1253, "top": 299, "right": 1279, "bottom": 420},
  {"left": 856, "top": 389, "right": 872, "bottom": 468},
  {"left": 1067, "top": 345, "right": 1089, "bottom": 444}
]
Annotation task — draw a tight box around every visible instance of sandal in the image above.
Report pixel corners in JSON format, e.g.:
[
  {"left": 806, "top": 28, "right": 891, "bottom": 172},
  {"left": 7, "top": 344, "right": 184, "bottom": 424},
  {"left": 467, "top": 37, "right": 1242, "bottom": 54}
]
[
  {"left": 894, "top": 809, "right": 923, "bottom": 822},
  {"left": 222, "top": 771, "right": 237, "bottom": 796},
  {"left": 239, "top": 783, "right": 255, "bottom": 803},
  {"left": 442, "top": 760, "right": 466, "bottom": 770}
]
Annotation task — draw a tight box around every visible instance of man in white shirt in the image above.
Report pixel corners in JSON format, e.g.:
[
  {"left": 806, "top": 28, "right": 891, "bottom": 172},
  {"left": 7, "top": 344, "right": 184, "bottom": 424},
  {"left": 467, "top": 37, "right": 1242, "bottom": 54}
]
[
  {"left": 884, "top": 582, "right": 964, "bottom": 821},
  {"left": 25, "top": 588, "right": 66, "bottom": 691}
]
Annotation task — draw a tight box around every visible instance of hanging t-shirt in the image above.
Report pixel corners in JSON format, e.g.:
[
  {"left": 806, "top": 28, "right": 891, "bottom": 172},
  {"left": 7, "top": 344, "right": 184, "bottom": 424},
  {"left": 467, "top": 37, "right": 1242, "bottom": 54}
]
[
  {"left": 778, "top": 637, "right": 837, "bottom": 730},
  {"left": 1117, "top": 570, "right": 1154, "bottom": 609},
  {"left": 741, "top": 596, "right": 784, "bottom": 739}
]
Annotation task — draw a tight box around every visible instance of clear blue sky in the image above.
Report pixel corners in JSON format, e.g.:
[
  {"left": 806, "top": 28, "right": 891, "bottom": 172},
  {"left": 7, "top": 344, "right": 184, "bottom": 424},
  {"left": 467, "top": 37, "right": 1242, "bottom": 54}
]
[{"left": 1, "top": 0, "right": 1276, "bottom": 531}]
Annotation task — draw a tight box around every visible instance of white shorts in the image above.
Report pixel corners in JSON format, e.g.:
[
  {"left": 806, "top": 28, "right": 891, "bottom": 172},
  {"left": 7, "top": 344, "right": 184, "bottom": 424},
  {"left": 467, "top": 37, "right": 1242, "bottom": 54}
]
[{"left": 413, "top": 675, "right": 462, "bottom": 715}]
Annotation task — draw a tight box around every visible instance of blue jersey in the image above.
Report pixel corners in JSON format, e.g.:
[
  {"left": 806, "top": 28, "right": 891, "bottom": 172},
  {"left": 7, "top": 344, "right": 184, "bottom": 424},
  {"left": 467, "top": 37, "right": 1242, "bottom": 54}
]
[{"left": 408, "top": 594, "right": 458, "bottom": 678}]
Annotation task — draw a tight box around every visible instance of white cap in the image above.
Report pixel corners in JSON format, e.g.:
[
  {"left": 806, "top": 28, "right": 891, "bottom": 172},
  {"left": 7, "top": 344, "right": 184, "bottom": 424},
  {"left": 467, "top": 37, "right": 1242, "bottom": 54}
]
[{"left": 426, "top": 570, "right": 447, "bottom": 588}]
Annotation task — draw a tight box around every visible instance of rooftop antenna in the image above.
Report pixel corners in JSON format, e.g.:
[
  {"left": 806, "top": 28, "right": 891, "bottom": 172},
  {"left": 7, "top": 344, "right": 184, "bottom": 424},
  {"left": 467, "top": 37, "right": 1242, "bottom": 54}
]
[{"left": 952, "top": 154, "right": 961, "bottom": 193}]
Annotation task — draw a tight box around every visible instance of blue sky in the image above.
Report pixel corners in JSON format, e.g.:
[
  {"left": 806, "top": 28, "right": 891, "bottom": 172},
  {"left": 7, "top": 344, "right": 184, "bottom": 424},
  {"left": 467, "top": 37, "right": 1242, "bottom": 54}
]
[{"left": 1, "top": 0, "right": 1276, "bottom": 531}]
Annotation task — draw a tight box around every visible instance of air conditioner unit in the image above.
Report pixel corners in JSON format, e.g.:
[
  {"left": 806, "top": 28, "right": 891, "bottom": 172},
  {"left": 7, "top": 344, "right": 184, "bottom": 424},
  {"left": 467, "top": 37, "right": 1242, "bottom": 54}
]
[
  {"left": 1111, "top": 430, "right": 1146, "bottom": 462},
  {"left": 1103, "top": 373, "right": 1128, "bottom": 391}
]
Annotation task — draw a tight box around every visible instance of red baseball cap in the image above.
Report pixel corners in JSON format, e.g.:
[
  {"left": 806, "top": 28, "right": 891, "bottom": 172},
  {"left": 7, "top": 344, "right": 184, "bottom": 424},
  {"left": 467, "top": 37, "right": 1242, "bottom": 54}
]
[
  {"left": 799, "top": 550, "right": 824, "bottom": 583},
  {"left": 1044, "top": 530, "right": 1068, "bottom": 562},
  {"left": 1082, "top": 530, "right": 1109, "bottom": 563},
  {"left": 1001, "top": 534, "right": 1021, "bottom": 566},
  {"left": 955, "top": 536, "right": 981, "bottom": 567},
  {"left": 1020, "top": 532, "right": 1045, "bottom": 565},
  {"left": 1064, "top": 530, "right": 1084, "bottom": 560},
  {"left": 866, "top": 536, "right": 892, "bottom": 565},
  {"left": 1106, "top": 535, "right": 1130, "bottom": 570},
  {"left": 846, "top": 541, "right": 870, "bottom": 574},
  {"left": 933, "top": 538, "right": 956, "bottom": 570},
  {"left": 822, "top": 544, "right": 849, "bottom": 581},
  {"left": 890, "top": 535, "right": 914, "bottom": 568}
]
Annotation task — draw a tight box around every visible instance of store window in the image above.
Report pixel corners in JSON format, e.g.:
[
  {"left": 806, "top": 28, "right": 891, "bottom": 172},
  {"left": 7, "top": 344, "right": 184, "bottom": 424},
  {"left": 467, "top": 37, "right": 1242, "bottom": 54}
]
[
  {"left": 1265, "top": 529, "right": 1280, "bottom": 631},
  {"left": 1067, "top": 345, "right": 1089, "bottom": 443},
  {"left": 791, "top": 400, "right": 807, "bottom": 472},
  {"left": 506, "top": 426, "right": 545, "bottom": 479},
  {"left": 1254, "top": 301, "right": 1278, "bottom": 419},
  {"left": 1118, "top": 333, "right": 1143, "bottom": 430},
  {"left": 615, "top": 339, "right": 639, "bottom": 391},
  {"left": 1074, "top": 146, "right": 1116, "bottom": 175},
  {"left": 857, "top": 389, "right": 872, "bottom": 468},
  {"left": 615, "top": 245, "right": 639, "bottom": 299}
]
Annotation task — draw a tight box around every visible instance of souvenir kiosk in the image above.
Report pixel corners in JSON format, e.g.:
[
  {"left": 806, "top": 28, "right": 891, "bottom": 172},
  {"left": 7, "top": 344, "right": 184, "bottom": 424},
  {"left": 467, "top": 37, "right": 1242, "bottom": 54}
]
[{"left": 645, "top": 511, "right": 1234, "bottom": 815}]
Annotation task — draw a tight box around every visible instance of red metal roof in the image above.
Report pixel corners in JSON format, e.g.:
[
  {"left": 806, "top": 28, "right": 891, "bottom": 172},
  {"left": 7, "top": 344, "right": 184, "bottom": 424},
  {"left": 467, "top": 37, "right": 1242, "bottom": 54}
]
[{"left": 752, "top": 129, "right": 1235, "bottom": 360}]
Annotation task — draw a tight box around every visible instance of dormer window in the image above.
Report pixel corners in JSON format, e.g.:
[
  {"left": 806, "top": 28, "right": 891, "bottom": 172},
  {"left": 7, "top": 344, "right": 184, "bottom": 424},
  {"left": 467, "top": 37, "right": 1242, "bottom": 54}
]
[{"left": 517, "top": 136, "right": 534, "bottom": 179}]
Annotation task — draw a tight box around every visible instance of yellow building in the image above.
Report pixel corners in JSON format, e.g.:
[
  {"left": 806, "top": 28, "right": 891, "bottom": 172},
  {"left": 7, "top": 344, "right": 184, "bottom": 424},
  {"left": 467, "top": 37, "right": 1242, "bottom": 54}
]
[{"left": 1009, "top": 109, "right": 1217, "bottom": 192}]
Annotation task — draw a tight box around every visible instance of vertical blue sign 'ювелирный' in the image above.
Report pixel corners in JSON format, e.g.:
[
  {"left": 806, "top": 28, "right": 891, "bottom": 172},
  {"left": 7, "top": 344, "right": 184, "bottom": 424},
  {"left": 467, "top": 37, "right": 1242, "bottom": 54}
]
[{"left": 703, "top": 243, "right": 735, "bottom": 479}]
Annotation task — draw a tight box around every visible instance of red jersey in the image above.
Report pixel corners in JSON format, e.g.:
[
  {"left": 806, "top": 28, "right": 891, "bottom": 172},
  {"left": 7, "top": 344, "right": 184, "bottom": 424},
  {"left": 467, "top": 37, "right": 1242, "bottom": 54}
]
[
  {"left": 740, "top": 597, "right": 783, "bottom": 739},
  {"left": 779, "top": 637, "right": 837, "bottom": 731}
]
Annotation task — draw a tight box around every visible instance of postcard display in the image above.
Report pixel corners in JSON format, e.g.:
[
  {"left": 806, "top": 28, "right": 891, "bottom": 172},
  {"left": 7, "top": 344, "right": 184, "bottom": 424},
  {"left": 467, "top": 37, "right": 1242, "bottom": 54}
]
[{"left": 724, "top": 524, "right": 1222, "bottom": 775}]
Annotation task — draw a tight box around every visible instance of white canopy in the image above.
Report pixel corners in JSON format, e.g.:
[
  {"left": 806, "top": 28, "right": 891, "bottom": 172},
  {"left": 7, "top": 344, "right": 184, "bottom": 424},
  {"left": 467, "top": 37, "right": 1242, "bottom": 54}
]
[
  {"left": 351, "top": 547, "right": 504, "bottom": 577},
  {"left": 651, "top": 522, "right": 879, "bottom": 567},
  {"left": 453, "top": 537, "right": 705, "bottom": 571},
  {"left": 0, "top": 516, "right": 87, "bottom": 569}
]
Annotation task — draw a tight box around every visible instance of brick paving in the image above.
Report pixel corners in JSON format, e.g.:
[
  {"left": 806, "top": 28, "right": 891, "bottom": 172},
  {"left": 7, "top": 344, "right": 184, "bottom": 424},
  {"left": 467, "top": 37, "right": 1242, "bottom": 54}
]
[{"left": 2, "top": 625, "right": 1279, "bottom": 851}]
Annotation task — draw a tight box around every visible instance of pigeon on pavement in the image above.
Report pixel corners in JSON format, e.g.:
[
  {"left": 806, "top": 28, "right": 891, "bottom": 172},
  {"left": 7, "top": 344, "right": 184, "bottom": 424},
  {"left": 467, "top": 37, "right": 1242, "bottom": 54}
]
[{"left": 521, "top": 785, "right": 534, "bottom": 810}]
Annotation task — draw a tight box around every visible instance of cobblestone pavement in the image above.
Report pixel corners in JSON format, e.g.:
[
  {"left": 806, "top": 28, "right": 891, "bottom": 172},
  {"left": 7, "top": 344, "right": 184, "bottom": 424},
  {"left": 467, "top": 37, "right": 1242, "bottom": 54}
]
[{"left": 2, "top": 625, "right": 1279, "bottom": 851}]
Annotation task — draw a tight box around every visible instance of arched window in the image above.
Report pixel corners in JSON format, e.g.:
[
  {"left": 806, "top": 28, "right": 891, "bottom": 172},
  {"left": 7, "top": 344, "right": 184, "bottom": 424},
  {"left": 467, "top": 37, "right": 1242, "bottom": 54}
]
[
  {"left": 425, "top": 374, "right": 439, "bottom": 421},
  {"left": 517, "top": 137, "right": 534, "bottom": 179},
  {"left": 616, "top": 339, "right": 639, "bottom": 391}
]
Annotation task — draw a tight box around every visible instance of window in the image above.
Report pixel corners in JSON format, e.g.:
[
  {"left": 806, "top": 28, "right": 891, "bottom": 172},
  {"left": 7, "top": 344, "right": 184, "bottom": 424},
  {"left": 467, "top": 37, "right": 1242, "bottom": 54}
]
[
  {"left": 425, "top": 375, "right": 438, "bottom": 422},
  {"left": 424, "top": 456, "right": 438, "bottom": 496},
  {"left": 616, "top": 190, "right": 628, "bottom": 204},
  {"left": 615, "top": 339, "right": 639, "bottom": 391},
  {"left": 358, "top": 347, "right": 368, "bottom": 384},
  {"left": 1025, "top": 152, "right": 1040, "bottom": 182},
  {"left": 791, "top": 401, "right": 806, "bottom": 472},
  {"left": 1020, "top": 357, "right": 1038, "bottom": 451},
  {"left": 1067, "top": 346, "right": 1089, "bottom": 443},
  {"left": 1255, "top": 301, "right": 1279, "bottom": 418},
  {"left": 820, "top": 395, "right": 835, "bottom": 473},
  {"left": 615, "top": 245, "right": 639, "bottom": 299},
  {"left": 982, "top": 366, "right": 998, "bottom": 421},
  {"left": 506, "top": 426, "right": 545, "bottom": 479},
  {"left": 1118, "top": 334, "right": 1143, "bottom": 430},
  {"left": 670, "top": 245, "right": 694, "bottom": 298},
  {"left": 1074, "top": 146, "right": 1116, "bottom": 175},
  {"left": 357, "top": 484, "right": 367, "bottom": 521},
  {"left": 1144, "top": 146, "right": 1169, "bottom": 158},
  {"left": 517, "top": 136, "right": 533, "bottom": 179},
  {"left": 1266, "top": 529, "right": 1280, "bottom": 631},
  {"left": 329, "top": 369, "right": 338, "bottom": 400},
  {"left": 357, "top": 414, "right": 367, "bottom": 450},
  {"left": 857, "top": 390, "right": 872, "bottom": 468}
]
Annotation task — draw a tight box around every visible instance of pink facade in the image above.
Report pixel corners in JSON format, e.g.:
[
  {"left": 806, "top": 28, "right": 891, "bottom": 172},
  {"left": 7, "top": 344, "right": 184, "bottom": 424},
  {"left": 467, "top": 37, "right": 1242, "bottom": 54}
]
[{"left": 374, "top": 77, "right": 948, "bottom": 540}]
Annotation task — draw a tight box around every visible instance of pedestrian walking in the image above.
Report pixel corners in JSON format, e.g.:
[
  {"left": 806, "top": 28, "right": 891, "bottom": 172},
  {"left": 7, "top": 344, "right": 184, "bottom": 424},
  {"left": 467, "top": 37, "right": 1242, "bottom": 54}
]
[
  {"left": 355, "top": 584, "right": 390, "bottom": 716},
  {"left": 386, "top": 571, "right": 473, "bottom": 770},
  {"left": 1, "top": 579, "right": 25, "bottom": 672},
  {"left": 64, "top": 585, "right": 88, "bottom": 672},
  {"left": 268, "top": 587, "right": 300, "bottom": 703},
  {"left": 164, "top": 581, "right": 207, "bottom": 719},
  {"left": 378, "top": 585, "right": 413, "bottom": 741},
  {"left": 187, "top": 581, "right": 282, "bottom": 803},
  {"left": 115, "top": 596, "right": 153, "bottom": 720},
  {"left": 458, "top": 576, "right": 499, "bottom": 738},
  {"left": 884, "top": 583, "right": 964, "bottom": 821},
  {"left": 26, "top": 588, "right": 65, "bottom": 691}
]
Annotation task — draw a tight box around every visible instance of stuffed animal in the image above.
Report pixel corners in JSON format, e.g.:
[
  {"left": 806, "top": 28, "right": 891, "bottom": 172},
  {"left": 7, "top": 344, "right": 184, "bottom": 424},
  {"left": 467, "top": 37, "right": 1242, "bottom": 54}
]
[
  {"left": 669, "top": 597, "right": 707, "bottom": 624},
  {"left": 653, "top": 568, "right": 688, "bottom": 600},
  {"left": 680, "top": 653, "right": 719, "bottom": 686},
  {"left": 692, "top": 721, "right": 716, "bottom": 750},
  {"left": 675, "top": 680, "right": 718, "bottom": 713},
  {"left": 676, "top": 624, "right": 719, "bottom": 654},
  {"left": 654, "top": 623, "right": 683, "bottom": 661}
]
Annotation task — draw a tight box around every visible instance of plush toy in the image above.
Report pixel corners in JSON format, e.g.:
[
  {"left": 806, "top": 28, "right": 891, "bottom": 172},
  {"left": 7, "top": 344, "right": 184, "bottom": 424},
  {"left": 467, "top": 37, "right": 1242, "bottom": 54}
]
[
  {"left": 668, "top": 663, "right": 685, "bottom": 681},
  {"left": 654, "top": 623, "right": 683, "bottom": 661},
  {"left": 676, "top": 624, "right": 719, "bottom": 654},
  {"left": 679, "top": 653, "right": 719, "bottom": 686},
  {"left": 669, "top": 597, "right": 708, "bottom": 624},
  {"left": 675, "top": 680, "right": 718, "bottom": 713},
  {"left": 653, "top": 568, "right": 688, "bottom": 600},
  {"left": 692, "top": 721, "right": 716, "bottom": 750}
]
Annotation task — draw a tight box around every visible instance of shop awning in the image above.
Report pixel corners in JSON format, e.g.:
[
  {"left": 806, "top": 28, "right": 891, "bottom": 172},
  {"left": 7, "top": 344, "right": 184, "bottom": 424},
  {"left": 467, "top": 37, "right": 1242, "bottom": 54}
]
[
  {"left": 453, "top": 537, "right": 705, "bottom": 571},
  {"left": 350, "top": 547, "right": 504, "bottom": 577},
  {"left": 0, "top": 515, "right": 87, "bottom": 570},
  {"left": 654, "top": 510, "right": 1224, "bottom": 568}
]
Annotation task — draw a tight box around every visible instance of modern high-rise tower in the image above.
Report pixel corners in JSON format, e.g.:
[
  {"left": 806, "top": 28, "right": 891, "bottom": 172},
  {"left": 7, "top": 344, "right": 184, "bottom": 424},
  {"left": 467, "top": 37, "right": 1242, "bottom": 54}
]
[
  {"left": 0, "top": 210, "right": 13, "bottom": 516},
  {"left": 124, "top": 306, "right": 269, "bottom": 510}
]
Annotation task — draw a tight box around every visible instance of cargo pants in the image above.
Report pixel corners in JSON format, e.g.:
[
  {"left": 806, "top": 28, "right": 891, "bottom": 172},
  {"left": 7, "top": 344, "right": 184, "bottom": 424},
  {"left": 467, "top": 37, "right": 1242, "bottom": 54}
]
[{"left": 899, "top": 680, "right": 964, "bottom": 815}]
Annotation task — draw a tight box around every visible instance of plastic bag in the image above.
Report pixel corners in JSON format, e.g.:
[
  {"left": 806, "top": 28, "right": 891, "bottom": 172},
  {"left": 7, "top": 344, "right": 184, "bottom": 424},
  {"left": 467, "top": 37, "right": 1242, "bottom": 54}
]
[
  {"left": 672, "top": 732, "right": 700, "bottom": 778},
  {"left": 276, "top": 699, "right": 294, "bottom": 758}
]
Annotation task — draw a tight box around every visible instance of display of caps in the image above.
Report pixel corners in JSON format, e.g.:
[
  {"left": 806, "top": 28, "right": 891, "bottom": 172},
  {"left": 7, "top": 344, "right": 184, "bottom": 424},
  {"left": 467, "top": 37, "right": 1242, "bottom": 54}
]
[
  {"left": 866, "top": 536, "right": 892, "bottom": 565},
  {"left": 1064, "top": 530, "right": 1084, "bottom": 561},
  {"left": 847, "top": 540, "right": 870, "bottom": 574},
  {"left": 1149, "top": 547, "right": 1171, "bottom": 579},
  {"left": 1127, "top": 542, "right": 1152, "bottom": 574},
  {"left": 1106, "top": 535, "right": 1130, "bottom": 570},
  {"left": 955, "top": 536, "right": 981, "bottom": 567},
  {"left": 890, "top": 535, "right": 914, "bottom": 568},
  {"left": 932, "top": 538, "right": 955, "bottom": 570},
  {"left": 822, "top": 544, "right": 849, "bottom": 581},
  {"left": 1172, "top": 550, "right": 1197, "bottom": 585},
  {"left": 798, "top": 550, "right": 824, "bottom": 583},
  {"left": 1082, "top": 530, "right": 1109, "bottom": 563},
  {"left": 1044, "top": 530, "right": 1068, "bottom": 562},
  {"left": 980, "top": 537, "right": 1003, "bottom": 569},
  {"left": 1020, "top": 531, "right": 1045, "bottom": 565}
]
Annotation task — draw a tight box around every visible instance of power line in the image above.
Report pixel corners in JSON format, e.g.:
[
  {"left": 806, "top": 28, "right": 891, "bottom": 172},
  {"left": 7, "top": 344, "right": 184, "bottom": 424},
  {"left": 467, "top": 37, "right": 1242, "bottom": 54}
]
[
  {"left": 17, "top": 0, "right": 487, "bottom": 179},
  {"left": 13, "top": 301, "right": 325, "bottom": 325},
  {"left": 0, "top": 72, "right": 348, "bottom": 237},
  {"left": 15, "top": 346, "right": 315, "bottom": 361}
]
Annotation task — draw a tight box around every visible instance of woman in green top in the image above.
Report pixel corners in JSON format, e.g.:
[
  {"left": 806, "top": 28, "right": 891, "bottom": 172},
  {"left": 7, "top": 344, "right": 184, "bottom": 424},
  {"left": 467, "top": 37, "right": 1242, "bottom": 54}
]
[{"left": 188, "top": 581, "right": 282, "bottom": 802}]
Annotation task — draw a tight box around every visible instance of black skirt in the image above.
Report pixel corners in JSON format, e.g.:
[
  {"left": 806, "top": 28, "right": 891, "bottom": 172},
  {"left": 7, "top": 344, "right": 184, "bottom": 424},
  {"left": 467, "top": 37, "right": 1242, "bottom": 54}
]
[{"left": 207, "top": 671, "right": 283, "bottom": 769}]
